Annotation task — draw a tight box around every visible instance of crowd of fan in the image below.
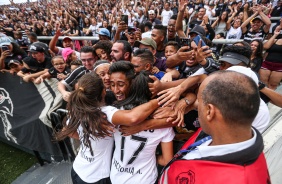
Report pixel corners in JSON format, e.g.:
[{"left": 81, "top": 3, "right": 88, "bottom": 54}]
[
  {"left": 0, "top": 0, "right": 282, "bottom": 183},
  {"left": 0, "top": 0, "right": 281, "bottom": 85}
]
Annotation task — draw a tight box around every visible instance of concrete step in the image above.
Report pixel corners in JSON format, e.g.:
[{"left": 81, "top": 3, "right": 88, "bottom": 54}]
[{"left": 12, "top": 161, "right": 72, "bottom": 184}]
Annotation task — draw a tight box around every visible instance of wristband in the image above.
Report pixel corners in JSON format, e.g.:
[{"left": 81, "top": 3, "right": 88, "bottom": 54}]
[{"left": 258, "top": 81, "right": 266, "bottom": 90}]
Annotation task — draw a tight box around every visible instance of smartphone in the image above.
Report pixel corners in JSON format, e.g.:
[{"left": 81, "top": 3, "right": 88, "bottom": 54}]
[
  {"left": 2, "top": 46, "right": 9, "bottom": 52},
  {"left": 193, "top": 35, "right": 206, "bottom": 47},
  {"left": 180, "top": 37, "right": 191, "bottom": 48},
  {"left": 121, "top": 14, "right": 128, "bottom": 25}
]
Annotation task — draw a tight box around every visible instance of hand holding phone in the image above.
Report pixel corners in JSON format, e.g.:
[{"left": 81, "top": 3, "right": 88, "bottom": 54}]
[
  {"left": 193, "top": 35, "right": 211, "bottom": 64},
  {"left": 121, "top": 14, "right": 128, "bottom": 25},
  {"left": 193, "top": 35, "right": 206, "bottom": 47},
  {"left": 180, "top": 37, "right": 191, "bottom": 47},
  {"left": 1, "top": 46, "right": 9, "bottom": 52}
]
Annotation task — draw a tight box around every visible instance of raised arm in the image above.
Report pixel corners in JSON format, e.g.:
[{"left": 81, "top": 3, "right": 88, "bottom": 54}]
[
  {"left": 211, "top": 17, "right": 219, "bottom": 29},
  {"left": 240, "top": 11, "right": 258, "bottom": 33},
  {"left": 49, "top": 29, "right": 63, "bottom": 54},
  {"left": 226, "top": 9, "right": 237, "bottom": 31},
  {"left": 176, "top": 0, "right": 188, "bottom": 38},
  {"left": 258, "top": 5, "right": 271, "bottom": 33},
  {"left": 264, "top": 26, "right": 281, "bottom": 49},
  {"left": 113, "top": 22, "right": 128, "bottom": 43},
  {"left": 242, "top": 3, "right": 249, "bottom": 23}
]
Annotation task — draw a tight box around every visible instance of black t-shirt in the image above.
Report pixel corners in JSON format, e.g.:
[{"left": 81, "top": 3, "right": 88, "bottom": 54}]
[
  {"left": 25, "top": 56, "right": 52, "bottom": 72},
  {"left": 48, "top": 67, "right": 71, "bottom": 80},
  {"left": 265, "top": 43, "right": 282, "bottom": 63},
  {"left": 21, "top": 67, "right": 41, "bottom": 74},
  {"left": 37, "top": 57, "right": 52, "bottom": 69},
  {"left": 70, "top": 26, "right": 81, "bottom": 36},
  {"left": 189, "top": 19, "right": 203, "bottom": 29}
]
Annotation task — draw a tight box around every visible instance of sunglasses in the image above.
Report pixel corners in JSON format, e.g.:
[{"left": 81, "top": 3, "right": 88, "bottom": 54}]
[{"left": 128, "top": 32, "right": 135, "bottom": 35}]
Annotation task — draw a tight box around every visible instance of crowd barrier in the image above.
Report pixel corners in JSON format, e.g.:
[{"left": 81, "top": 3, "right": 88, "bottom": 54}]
[
  {"left": 0, "top": 72, "right": 64, "bottom": 158},
  {"left": 209, "top": 16, "right": 281, "bottom": 21}
]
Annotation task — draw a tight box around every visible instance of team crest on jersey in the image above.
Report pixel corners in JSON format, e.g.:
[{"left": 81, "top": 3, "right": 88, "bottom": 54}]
[{"left": 175, "top": 170, "right": 195, "bottom": 184}]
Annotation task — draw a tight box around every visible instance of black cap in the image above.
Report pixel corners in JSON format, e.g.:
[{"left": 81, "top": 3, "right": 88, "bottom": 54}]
[
  {"left": 8, "top": 59, "right": 21, "bottom": 66},
  {"left": 23, "top": 56, "right": 38, "bottom": 67},
  {"left": 188, "top": 25, "right": 206, "bottom": 37},
  {"left": 128, "top": 27, "right": 137, "bottom": 32},
  {"left": 28, "top": 43, "right": 45, "bottom": 53},
  {"left": 219, "top": 52, "right": 250, "bottom": 66}
]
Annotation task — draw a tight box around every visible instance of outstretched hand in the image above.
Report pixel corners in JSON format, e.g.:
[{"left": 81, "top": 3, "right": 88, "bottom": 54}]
[
  {"left": 194, "top": 40, "right": 212, "bottom": 64},
  {"left": 178, "top": 0, "right": 188, "bottom": 12},
  {"left": 157, "top": 85, "right": 182, "bottom": 107},
  {"left": 149, "top": 75, "right": 162, "bottom": 98},
  {"left": 176, "top": 46, "right": 194, "bottom": 61},
  {"left": 55, "top": 28, "right": 64, "bottom": 37}
]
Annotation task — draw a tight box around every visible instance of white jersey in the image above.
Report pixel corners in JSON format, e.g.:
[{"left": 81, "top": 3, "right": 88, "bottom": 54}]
[
  {"left": 252, "top": 99, "right": 270, "bottom": 133},
  {"left": 101, "top": 105, "right": 175, "bottom": 183},
  {"left": 110, "top": 126, "right": 175, "bottom": 183},
  {"left": 226, "top": 26, "right": 242, "bottom": 40},
  {"left": 89, "top": 25, "right": 99, "bottom": 37},
  {"left": 72, "top": 106, "right": 116, "bottom": 183}
]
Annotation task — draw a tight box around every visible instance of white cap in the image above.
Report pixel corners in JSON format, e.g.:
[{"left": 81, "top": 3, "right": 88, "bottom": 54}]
[{"left": 148, "top": 10, "right": 155, "bottom": 14}]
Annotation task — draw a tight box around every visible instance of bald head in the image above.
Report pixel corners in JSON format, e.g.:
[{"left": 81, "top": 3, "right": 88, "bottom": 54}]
[{"left": 200, "top": 71, "right": 260, "bottom": 126}]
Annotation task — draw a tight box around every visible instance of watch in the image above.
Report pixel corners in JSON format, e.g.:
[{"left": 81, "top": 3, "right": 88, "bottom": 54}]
[{"left": 183, "top": 98, "right": 190, "bottom": 106}]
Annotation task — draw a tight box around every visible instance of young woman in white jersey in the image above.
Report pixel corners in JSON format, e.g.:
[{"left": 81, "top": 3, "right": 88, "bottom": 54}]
[
  {"left": 108, "top": 61, "right": 174, "bottom": 184},
  {"left": 56, "top": 72, "right": 161, "bottom": 184}
]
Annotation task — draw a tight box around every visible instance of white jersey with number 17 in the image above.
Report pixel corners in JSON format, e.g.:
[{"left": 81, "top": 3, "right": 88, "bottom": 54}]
[{"left": 110, "top": 126, "right": 174, "bottom": 183}]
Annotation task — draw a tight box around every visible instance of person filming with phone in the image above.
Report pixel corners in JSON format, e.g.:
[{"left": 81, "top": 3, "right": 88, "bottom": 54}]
[{"left": 0, "top": 36, "right": 27, "bottom": 70}]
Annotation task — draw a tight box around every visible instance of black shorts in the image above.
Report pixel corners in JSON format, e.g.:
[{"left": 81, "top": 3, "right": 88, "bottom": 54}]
[{"left": 71, "top": 167, "right": 111, "bottom": 184}]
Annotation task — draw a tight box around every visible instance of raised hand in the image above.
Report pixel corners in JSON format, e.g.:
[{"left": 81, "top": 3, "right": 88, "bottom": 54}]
[
  {"left": 157, "top": 85, "right": 182, "bottom": 107},
  {"left": 178, "top": 0, "right": 188, "bottom": 12},
  {"left": 148, "top": 75, "right": 162, "bottom": 98}
]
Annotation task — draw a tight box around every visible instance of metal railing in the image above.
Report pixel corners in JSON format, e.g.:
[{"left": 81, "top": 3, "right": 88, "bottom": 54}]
[
  {"left": 37, "top": 36, "right": 99, "bottom": 41},
  {"left": 36, "top": 36, "right": 259, "bottom": 45},
  {"left": 209, "top": 17, "right": 281, "bottom": 21}
]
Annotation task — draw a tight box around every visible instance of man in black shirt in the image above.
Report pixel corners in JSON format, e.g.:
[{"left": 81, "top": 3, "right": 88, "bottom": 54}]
[{"left": 22, "top": 43, "right": 52, "bottom": 82}]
